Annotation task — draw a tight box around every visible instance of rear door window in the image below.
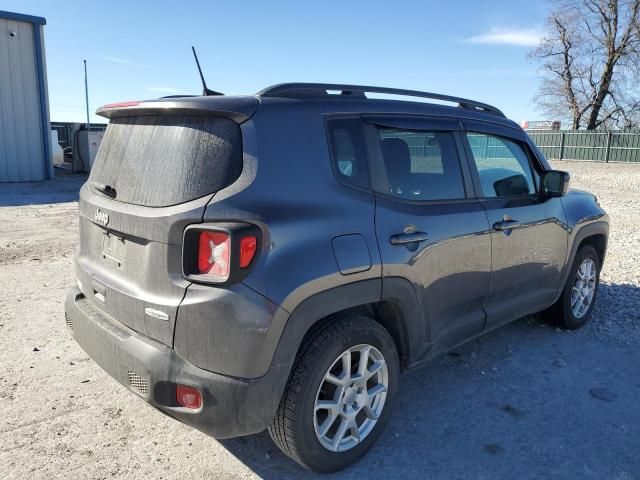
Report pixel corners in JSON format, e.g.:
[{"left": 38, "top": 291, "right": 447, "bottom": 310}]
[
  {"left": 89, "top": 115, "right": 242, "bottom": 207},
  {"left": 373, "top": 128, "right": 465, "bottom": 201}
]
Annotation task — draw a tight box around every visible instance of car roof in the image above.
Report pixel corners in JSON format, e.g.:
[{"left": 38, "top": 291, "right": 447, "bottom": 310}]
[{"left": 96, "top": 83, "right": 520, "bottom": 130}]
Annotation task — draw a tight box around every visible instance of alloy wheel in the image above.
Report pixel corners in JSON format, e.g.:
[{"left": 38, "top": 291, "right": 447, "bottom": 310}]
[
  {"left": 571, "top": 258, "right": 597, "bottom": 319},
  {"left": 313, "top": 344, "right": 389, "bottom": 452}
]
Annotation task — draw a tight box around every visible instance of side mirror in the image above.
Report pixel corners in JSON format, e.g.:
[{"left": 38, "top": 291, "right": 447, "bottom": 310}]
[{"left": 542, "top": 170, "right": 570, "bottom": 197}]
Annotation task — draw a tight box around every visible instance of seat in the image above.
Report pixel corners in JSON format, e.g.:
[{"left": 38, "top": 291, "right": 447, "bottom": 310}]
[{"left": 381, "top": 138, "right": 419, "bottom": 196}]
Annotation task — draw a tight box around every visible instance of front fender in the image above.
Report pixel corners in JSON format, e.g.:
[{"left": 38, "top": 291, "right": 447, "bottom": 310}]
[{"left": 554, "top": 190, "right": 609, "bottom": 303}]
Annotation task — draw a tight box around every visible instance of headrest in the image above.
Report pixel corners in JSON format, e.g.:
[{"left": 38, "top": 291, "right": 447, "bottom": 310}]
[{"left": 381, "top": 138, "right": 411, "bottom": 175}]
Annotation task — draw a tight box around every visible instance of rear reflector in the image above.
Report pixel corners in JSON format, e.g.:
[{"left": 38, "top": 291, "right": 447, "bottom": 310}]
[
  {"left": 198, "top": 231, "right": 230, "bottom": 277},
  {"left": 176, "top": 385, "right": 202, "bottom": 409},
  {"left": 239, "top": 236, "right": 257, "bottom": 268}
]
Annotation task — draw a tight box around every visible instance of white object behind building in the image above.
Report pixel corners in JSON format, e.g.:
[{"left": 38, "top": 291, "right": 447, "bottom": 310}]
[
  {"left": 51, "top": 130, "right": 63, "bottom": 165},
  {"left": 72, "top": 130, "right": 104, "bottom": 172}
]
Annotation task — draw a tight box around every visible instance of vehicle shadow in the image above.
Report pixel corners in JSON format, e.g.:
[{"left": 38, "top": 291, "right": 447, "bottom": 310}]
[
  {"left": 218, "top": 281, "right": 640, "bottom": 479},
  {"left": 0, "top": 170, "right": 86, "bottom": 207}
]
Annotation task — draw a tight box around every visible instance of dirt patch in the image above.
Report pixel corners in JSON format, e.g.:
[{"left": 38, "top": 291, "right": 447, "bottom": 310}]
[{"left": 1, "top": 164, "right": 639, "bottom": 479}]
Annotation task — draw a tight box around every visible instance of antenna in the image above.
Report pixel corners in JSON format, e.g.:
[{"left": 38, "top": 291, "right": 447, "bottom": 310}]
[
  {"left": 191, "top": 46, "right": 223, "bottom": 96},
  {"left": 83, "top": 59, "right": 90, "bottom": 128}
]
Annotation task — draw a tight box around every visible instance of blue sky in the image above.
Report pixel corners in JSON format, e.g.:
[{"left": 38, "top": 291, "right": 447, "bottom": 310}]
[{"left": 4, "top": 0, "right": 550, "bottom": 124}]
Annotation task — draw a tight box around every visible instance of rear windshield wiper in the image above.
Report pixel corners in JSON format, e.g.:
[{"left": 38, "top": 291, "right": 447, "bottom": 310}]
[{"left": 91, "top": 182, "right": 117, "bottom": 199}]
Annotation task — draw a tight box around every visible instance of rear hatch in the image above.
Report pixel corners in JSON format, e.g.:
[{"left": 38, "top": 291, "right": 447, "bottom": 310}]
[{"left": 75, "top": 106, "right": 250, "bottom": 346}]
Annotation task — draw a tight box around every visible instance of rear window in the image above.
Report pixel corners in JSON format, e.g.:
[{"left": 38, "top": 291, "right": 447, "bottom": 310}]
[
  {"left": 89, "top": 115, "right": 242, "bottom": 207},
  {"left": 375, "top": 128, "right": 465, "bottom": 201}
]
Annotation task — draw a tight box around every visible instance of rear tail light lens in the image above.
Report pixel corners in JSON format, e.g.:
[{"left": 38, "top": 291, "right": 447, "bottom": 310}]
[
  {"left": 239, "top": 236, "right": 257, "bottom": 268},
  {"left": 176, "top": 384, "right": 202, "bottom": 409},
  {"left": 183, "top": 224, "right": 260, "bottom": 284},
  {"left": 197, "top": 231, "right": 230, "bottom": 277}
]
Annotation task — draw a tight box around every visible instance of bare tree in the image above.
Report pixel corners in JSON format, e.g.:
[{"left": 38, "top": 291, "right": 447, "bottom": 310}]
[{"left": 531, "top": 0, "right": 640, "bottom": 130}]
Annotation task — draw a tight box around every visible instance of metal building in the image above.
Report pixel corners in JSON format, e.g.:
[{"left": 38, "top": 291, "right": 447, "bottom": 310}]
[{"left": 0, "top": 11, "right": 51, "bottom": 182}]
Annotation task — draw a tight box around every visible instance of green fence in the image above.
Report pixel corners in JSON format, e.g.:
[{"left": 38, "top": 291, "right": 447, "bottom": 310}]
[{"left": 526, "top": 130, "right": 640, "bottom": 162}]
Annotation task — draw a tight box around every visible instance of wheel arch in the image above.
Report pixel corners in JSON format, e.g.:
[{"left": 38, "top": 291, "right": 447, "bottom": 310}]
[
  {"left": 553, "top": 220, "right": 609, "bottom": 304},
  {"left": 577, "top": 232, "right": 607, "bottom": 264},
  {"left": 269, "top": 278, "right": 421, "bottom": 383}
]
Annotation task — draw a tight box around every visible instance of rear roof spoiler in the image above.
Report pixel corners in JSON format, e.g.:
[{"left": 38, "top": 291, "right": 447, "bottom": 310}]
[{"left": 96, "top": 96, "right": 259, "bottom": 123}]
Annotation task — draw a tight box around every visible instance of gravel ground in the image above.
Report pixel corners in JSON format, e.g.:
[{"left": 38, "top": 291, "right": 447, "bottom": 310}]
[{"left": 1, "top": 162, "right": 639, "bottom": 480}]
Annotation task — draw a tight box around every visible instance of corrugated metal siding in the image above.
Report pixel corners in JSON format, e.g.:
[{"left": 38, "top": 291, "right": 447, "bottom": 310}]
[
  {"left": 527, "top": 130, "right": 640, "bottom": 162},
  {"left": 609, "top": 132, "right": 640, "bottom": 162},
  {"left": 564, "top": 131, "right": 607, "bottom": 161},
  {"left": 0, "top": 17, "right": 45, "bottom": 181},
  {"left": 528, "top": 132, "right": 562, "bottom": 160}
]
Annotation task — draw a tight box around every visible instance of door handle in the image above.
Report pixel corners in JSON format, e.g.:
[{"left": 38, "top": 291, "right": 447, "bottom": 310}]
[
  {"left": 390, "top": 232, "right": 429, "bottom": 245},
  {"left": 493, "top": 219, "right": 521, "bottom": 231}
]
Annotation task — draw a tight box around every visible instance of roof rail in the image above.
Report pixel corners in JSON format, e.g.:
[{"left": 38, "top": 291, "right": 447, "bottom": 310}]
[{"left": 256, "top": 83, "right": 505, "bottom": 117}]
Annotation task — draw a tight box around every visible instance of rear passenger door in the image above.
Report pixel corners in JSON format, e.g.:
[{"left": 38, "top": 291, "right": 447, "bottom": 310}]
[
  {"left": 365, "top": 117, "right": 492, "bottom": 360},
  {"left": 461, "top": 121, "right": 568, "bottom": 329}
]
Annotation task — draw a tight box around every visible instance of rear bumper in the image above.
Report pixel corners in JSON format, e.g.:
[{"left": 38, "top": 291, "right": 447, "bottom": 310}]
[{"left": 65, "top": 288, "right": 289, "bottom": 438}]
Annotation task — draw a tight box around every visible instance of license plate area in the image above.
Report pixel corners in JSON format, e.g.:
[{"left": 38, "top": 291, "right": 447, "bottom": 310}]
[{"left": 102, "top": 231, "right": 126, "bottom": 267}]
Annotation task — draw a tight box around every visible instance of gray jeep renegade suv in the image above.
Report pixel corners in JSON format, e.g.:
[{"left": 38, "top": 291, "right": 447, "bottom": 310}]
[{"left": 65, "top": 83, "right": 609, "bottom": 472}]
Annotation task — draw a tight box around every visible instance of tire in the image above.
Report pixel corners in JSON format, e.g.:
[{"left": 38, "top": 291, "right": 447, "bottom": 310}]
[
  {"left": 268, "top": 314, "right": 400, "bottom": 473},
  {"left": 543, "top": 244, "right": 601, "bottom": 330}
]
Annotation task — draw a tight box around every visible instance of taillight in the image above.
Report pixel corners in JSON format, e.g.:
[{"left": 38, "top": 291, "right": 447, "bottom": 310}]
[
  {"left": 239, "top": 236, "right": 257, "bottom": 268},
  {"left": 176, "top": 384, "right": 202, "bottom": 410},
  {"left": 197, "top": 231, "right": 230, "bottom": 276},
  {"left": 183, "top": 224, "right": 261, "bottom": 284}
]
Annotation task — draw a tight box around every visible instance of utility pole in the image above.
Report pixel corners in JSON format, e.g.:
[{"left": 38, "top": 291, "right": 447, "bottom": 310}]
[{"left": 84, "top": 59, "right": 90, "bottom": 129}]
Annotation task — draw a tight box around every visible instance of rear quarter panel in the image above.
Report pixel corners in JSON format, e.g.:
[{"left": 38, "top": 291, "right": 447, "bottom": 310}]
[
  {"left": 175, "top": 100, "right": 382, "bottom": 377},
  {"left": 208, "top": 100, "right": 382, "bottom": 308}
]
